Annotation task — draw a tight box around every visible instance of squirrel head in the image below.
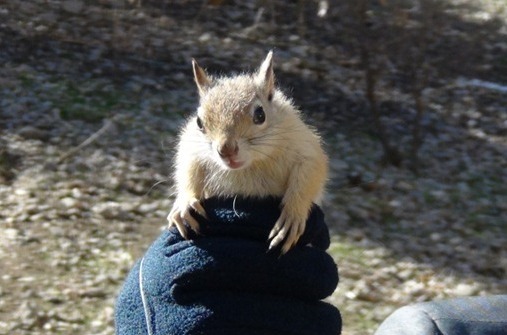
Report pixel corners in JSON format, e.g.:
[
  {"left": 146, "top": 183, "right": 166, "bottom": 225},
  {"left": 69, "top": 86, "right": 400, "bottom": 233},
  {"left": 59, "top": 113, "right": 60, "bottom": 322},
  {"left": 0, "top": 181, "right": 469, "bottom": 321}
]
[{"left": 191, "top": 51, "right": 290, "bottom": 171}]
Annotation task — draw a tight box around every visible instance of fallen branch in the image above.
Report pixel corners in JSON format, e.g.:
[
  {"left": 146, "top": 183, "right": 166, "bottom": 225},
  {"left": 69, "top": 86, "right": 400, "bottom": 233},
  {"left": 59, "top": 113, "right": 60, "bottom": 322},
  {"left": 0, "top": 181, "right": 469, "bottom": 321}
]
[
  {"left": 57, "top": 116, "right": 117, "bottom": 163},
  {"left": 456, "top": 78, "right": 507, "bottom": 93}
]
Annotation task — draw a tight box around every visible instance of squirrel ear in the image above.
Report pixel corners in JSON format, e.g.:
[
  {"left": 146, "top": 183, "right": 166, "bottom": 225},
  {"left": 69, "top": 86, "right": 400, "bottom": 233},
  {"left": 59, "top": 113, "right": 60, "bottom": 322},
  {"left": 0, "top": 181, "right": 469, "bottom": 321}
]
[
  {"left": 257, "top": 51, "right": 274, "bottom": 101},
  {"left": 192, "top": 58, "right": 211, "bottom": 96}
]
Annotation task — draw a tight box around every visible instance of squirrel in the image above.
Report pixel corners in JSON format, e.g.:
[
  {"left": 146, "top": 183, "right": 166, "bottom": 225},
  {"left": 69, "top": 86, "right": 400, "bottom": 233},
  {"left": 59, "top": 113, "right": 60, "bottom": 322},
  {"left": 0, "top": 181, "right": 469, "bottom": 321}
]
[{"left": 168, "top": 51, "right": 328, "bottom": 254}]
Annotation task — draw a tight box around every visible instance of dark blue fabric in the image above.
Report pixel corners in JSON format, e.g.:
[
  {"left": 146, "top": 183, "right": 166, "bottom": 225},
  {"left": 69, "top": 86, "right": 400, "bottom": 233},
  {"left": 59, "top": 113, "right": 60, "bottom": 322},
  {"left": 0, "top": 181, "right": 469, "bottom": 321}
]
[
  {"left": 374, "top": 295, "right": 507, "bottom": 335},
  {"left": 115, "top": 196, "right": 341, "bottom": 335}
]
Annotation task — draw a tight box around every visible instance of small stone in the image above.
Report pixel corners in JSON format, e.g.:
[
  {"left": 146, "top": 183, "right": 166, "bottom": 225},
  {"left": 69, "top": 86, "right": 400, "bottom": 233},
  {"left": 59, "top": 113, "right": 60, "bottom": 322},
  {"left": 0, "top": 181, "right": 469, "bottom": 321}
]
[
  {"left": 199, "top": 32, "right": 212, "bottom": 43},
  {"left": 93, "top": 202, "right": 131, "bottom": 221},
  {"left": 60, "top": 197, "right": 77, "bottom": 208},
  {"left": 62, "top": 0, "right": 84, "bottom": 14},
  {"left": 452, "top": 283, "right": 479, "bottom": 296},
  {"left": 17, "top": 126, "right": 50, "bottom": 141},
  {"left": 137, "top": 202, "right": 159, "bottom": 214},
  {"left": 393, "top": 181, "right": 414, "bottom": 192},
  {"left": 4, "top": 228, "right": 18, "bottom": 240},
  {"left": 71, "top": 188, "right": 83, "bottom": 199},
  {"left": 430, "top": 232, "right": 442, "bottom": 242},
  {"left": 35, "top": 25, "right": 48, "bottom": 33},
  {"left": 158, "top": 15, "right": 174, "bottom": 28}
]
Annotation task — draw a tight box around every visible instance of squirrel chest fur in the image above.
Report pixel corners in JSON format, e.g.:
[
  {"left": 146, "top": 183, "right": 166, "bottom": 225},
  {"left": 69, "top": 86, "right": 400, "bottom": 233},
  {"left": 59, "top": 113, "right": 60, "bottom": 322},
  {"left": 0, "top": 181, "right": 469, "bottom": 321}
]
[{"left": 168, "top": 51, "right": 328, "bottom": 254}]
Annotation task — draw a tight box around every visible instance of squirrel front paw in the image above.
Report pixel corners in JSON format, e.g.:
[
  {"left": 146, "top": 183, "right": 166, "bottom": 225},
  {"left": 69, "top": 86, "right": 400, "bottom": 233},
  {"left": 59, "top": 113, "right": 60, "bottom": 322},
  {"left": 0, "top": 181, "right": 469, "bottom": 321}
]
[
  {"left": 268, "top": 207, "right": 307, "bottom": 254},
  {"left": 167, "top": 197, "right": 207, "bottom": 239}
]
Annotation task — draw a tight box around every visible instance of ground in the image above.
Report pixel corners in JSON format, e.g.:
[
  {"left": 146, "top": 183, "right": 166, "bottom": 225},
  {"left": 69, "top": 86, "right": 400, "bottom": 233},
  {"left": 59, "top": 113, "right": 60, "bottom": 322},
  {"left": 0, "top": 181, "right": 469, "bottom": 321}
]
[{"left": 0, "top": 1, "right": 506, "bottom": 334}]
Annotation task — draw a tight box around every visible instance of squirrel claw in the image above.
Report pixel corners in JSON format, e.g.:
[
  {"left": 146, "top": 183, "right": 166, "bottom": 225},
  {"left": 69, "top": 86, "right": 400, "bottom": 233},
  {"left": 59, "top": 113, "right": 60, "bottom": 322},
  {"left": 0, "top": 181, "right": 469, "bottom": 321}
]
[
  {"left": 167, "top": 197, "right": 205, "bottom": 238},
  {"left": 189, "top": 198, "right": 207, "bottom": 219},
  {"left": 268, "top": 211, "right": 306, "bottom": 254},
  {"left": 167, "top": 212, "right": 190, "bottom": 239}
]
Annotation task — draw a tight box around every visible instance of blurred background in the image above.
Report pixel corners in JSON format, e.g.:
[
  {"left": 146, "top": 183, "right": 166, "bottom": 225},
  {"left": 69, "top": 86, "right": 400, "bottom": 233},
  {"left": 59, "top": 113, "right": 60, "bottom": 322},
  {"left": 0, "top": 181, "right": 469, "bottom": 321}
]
[{"left": 0, "top": 1, "right": 506, "bottom": 334}]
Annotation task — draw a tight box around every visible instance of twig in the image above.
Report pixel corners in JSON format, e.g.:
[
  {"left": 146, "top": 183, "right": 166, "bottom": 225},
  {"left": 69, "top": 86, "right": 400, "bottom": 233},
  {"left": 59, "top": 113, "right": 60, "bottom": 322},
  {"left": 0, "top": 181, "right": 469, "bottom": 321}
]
[{"left": 57, "top": 117, "right": 117, "bottom": 163}]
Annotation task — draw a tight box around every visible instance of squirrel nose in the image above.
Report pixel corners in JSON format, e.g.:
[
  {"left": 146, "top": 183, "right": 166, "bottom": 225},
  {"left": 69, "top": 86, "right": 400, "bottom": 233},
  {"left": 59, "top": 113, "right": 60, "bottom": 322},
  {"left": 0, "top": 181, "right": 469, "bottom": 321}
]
[{"left": 218, "top": 141, "right": 239, "bottom": 158}]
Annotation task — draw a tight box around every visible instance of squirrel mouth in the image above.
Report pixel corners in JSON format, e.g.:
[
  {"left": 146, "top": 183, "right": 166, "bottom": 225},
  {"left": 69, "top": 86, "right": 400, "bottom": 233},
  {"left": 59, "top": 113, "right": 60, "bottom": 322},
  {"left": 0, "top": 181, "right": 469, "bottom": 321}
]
[{"left": 224, "top": 158, "right": 244, "bottom": 169}]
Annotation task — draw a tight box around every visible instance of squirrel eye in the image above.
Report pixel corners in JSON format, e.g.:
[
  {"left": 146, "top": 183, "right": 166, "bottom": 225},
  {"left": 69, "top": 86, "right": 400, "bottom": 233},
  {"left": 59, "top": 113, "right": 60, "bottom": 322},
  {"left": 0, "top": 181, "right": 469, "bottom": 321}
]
[
  {"left": 196, "top": 116, "right": 204, "bottom": 131},
  {"left": 253, "top": 106, "right": 265, "bottom": 125}
]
